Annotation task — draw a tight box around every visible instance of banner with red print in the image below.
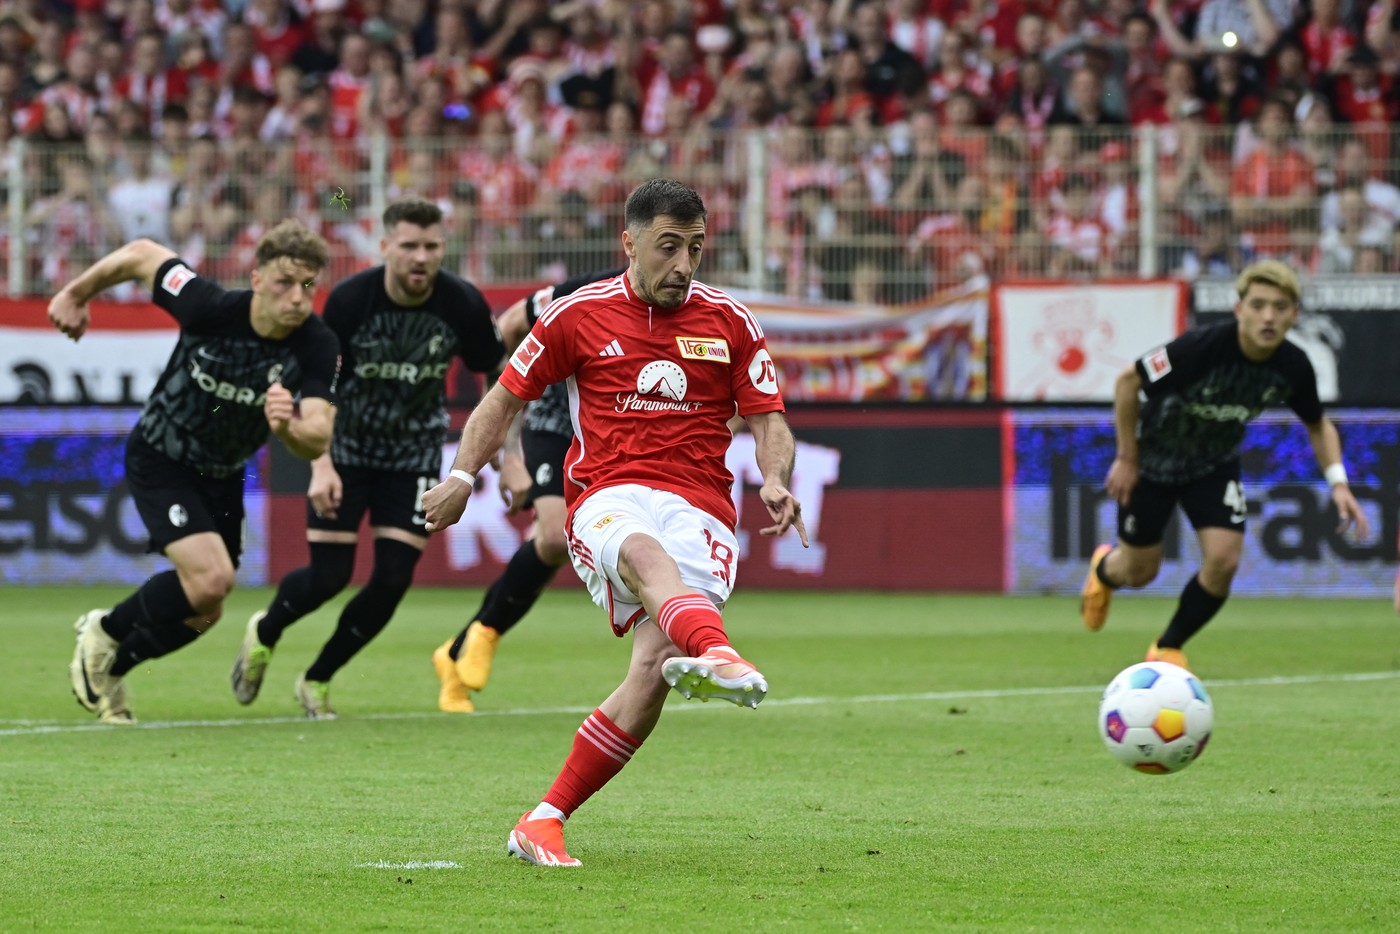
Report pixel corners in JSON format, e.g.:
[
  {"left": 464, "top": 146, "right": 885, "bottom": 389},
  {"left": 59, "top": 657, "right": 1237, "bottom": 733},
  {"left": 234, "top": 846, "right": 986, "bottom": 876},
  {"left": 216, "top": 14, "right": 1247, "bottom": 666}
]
[{"left": 992, "top": 280, "right": 1187, "bottom": 401}]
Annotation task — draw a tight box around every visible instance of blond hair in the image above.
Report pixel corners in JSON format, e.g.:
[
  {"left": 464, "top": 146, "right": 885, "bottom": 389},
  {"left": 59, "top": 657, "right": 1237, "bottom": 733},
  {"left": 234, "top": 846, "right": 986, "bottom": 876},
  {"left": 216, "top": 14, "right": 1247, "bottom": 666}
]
[
  {"left": 254, "top": 219, "right": 330, "bottom": 272},
  {"left": 1235, "top": 260, "right": 1301, "bottom": 306}
]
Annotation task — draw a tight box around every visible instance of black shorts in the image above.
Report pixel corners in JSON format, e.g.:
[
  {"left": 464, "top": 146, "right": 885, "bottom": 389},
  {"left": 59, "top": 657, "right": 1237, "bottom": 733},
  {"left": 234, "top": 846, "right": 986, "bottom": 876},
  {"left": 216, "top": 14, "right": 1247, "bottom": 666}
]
[
  {"left": 521, "top": 427, "right": 570, "bottom": 505},
  {"left": 307, "top": 463, "right": 440, "bottom": 536},
  {"left": 1118, "top": 461, "right": 1248, "bottom": 546},
  {"left": 125, "top": 437, "right": 245, "bottom": 566}
]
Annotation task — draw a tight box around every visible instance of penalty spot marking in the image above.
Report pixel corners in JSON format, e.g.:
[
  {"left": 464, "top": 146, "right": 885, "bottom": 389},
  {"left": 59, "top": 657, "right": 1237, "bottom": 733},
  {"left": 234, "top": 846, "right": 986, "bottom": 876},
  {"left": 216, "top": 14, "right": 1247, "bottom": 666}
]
[{"left": 2, "top": 670, "right": 1397, "bottom": 737}]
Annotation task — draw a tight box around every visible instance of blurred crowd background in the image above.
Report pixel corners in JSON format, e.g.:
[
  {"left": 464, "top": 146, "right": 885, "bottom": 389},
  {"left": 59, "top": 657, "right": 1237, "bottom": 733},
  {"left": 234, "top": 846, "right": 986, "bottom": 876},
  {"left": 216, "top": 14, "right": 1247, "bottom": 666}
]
[{"left": 3, "top": 0, "right": 1400, "bottom": 303}]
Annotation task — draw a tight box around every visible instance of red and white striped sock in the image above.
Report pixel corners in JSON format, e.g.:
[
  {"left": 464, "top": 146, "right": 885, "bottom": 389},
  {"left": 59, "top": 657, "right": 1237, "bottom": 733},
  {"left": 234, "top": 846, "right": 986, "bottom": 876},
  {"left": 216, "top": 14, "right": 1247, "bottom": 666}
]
[
  {"left": 656, "top": 594, "right": 729, "bottom": 657},
  {"left": 540, "top": 709, "right": 642, "bottom": 818}
]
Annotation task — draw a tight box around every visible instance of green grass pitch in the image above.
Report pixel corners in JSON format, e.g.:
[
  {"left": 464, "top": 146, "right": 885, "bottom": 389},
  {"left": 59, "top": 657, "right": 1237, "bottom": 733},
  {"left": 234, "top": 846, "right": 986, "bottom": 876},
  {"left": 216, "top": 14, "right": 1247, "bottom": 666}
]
[{"left": 2, "top": 584, "right": 1399, "bottom": 932}]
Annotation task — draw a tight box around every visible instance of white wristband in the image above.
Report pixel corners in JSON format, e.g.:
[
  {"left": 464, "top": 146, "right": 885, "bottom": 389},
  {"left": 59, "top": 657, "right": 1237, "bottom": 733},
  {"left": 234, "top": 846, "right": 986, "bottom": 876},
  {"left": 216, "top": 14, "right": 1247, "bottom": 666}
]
[
  {"left": 1324, "top": 463, "right": 1348, "bottom": 487},
  {"left": 449, "top": 468, "right": 477, "bottom": 486}
]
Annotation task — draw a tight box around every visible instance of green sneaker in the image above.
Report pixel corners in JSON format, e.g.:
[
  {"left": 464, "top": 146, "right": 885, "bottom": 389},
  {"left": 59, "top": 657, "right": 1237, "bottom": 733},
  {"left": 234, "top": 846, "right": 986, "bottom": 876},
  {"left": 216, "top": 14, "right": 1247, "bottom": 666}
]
[
  {"left": 294, "top": 675, "right": 337, "bottom": 720},
  {"left": 230, "top": 611, "right": 274, "bottom": 705}
]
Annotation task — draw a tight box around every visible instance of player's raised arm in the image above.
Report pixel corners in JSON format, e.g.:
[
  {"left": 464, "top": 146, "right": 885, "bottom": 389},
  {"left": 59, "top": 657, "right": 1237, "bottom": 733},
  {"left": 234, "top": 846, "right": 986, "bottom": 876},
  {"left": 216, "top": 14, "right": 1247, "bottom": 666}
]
[
  {"left": 1305, "top": 416, "right": 1370, "bottom": 537},
  {"left": 746, "top": 410, "right": 808, "bottom": 546},
  {"left": 47, "top": 238, "right": 178, "bottom": 341},
  {"left": 422, "top": 382, "right": 529, "bottom": 532}
]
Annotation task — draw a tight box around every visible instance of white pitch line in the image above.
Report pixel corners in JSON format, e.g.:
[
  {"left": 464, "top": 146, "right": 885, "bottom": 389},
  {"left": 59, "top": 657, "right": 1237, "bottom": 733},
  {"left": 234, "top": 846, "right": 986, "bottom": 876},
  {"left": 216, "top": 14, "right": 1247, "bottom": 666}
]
[
  {"left": 3, "top": 670, "right": 1397, "bottom": 737},
  {"left": 355, "top": 861, "right": 462, "bottom": 870}
]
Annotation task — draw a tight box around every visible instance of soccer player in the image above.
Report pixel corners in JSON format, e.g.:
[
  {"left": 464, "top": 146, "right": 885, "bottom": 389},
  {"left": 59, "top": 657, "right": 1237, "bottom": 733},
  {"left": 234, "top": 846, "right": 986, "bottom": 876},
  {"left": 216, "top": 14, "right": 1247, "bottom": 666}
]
[
  {"left": 1080, "top": 260, "right": 1370, "bottom": 669},
  {"left": 48, "top": 222, "right": 339, "bottom": 725},
  {"left": 231, "top": 198, "right": 507, "bottom": 720},
  {"left": 433, "top": 265, "right": 626, "bottom": 713},
  {"left": 421, "top": 178, "right": 807, "bottom": 866}
]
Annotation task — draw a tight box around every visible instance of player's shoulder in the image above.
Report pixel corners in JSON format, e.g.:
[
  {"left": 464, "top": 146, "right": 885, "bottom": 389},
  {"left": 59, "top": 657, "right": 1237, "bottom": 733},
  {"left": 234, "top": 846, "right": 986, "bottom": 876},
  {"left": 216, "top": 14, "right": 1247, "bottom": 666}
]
[
  {"left": 328, "top": 265, "right": 382, "bottom": 297},
  {"left": 432, "top": 268, "right": 486, "bottom": 299},
  {"left": 537, "top": 275, "right": 628, "bottom": 325},
  {"left": 1273, "top": 334, "right": 1314, "bottom": 370},
  {"left": 689, "top": 280, "right": 763, "bottom": 337}
]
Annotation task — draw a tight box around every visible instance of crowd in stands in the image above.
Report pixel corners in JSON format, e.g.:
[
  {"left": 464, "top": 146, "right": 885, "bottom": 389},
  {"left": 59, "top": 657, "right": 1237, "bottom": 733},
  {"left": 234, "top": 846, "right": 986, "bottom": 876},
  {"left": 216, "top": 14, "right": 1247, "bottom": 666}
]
[{"left": 4, "top": 0, "right": 1400, "bottom": 301}]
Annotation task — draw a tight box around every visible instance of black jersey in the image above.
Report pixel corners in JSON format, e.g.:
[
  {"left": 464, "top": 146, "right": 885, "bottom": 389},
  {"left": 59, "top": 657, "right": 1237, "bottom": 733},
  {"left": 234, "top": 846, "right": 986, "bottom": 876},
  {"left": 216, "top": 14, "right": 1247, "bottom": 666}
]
[
  {"left": 135, "top": 258, "right": 340, "bottom": 479},
  {"left": 520, "top": 266, "right": 626, "bottom": 438},
  {"left": 1134, "top": 320, "right": 1323, "bottom": 484},
  {"left": 325, "top": 266, "right": 505, "bottom": 472}
]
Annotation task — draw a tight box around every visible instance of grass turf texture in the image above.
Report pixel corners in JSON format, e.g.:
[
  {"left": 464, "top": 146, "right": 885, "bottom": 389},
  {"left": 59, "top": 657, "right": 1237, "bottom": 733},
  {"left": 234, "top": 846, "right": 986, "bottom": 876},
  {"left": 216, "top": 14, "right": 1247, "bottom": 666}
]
[{"left": 2, "top": 585, "right": 1399, "bottom": 932}]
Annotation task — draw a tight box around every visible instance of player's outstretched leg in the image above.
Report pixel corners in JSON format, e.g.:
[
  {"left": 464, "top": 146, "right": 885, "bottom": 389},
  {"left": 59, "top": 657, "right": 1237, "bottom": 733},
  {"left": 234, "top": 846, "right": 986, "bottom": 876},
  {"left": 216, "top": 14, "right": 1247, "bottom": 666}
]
[
  {"left": 69, "top": 608, "right": 136, "bottom": 725},
  {"left": 661, "top": 647, "right": 768, "bottom": 708},
  {"left": 1081, "top": 544, "right": 1115, "bottom": 631},
  {"left": 230, "top": 611, "right": 274, "bottom": 705},
  {"left": 652, "top": 594, "right": 767, "bottom": 707}
]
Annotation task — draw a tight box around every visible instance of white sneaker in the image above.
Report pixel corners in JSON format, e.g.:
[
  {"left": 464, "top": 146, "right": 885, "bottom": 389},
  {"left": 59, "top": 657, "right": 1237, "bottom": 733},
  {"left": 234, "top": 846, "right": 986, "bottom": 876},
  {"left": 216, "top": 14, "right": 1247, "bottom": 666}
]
[
  {"left": 661, "top": 648, "right": 768, "bottom": 708},
  {"left": 231, "top": 611, "right": 274, "bottom": 705},
  {"left": 69, "top": 609, "right": 118, "bottom": 714},
  {"left": 98, "top": 681, "right": 137, "bottom": 725},
  {"left": 295, "top": 675, "right": 338, "bottom": 720}
]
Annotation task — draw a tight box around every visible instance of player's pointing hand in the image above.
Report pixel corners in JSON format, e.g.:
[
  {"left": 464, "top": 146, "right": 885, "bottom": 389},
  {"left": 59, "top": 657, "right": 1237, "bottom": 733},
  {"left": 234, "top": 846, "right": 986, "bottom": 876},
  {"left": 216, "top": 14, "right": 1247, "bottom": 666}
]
[{"left": 759, "top": 481, "right": 809, "bottom": 547}]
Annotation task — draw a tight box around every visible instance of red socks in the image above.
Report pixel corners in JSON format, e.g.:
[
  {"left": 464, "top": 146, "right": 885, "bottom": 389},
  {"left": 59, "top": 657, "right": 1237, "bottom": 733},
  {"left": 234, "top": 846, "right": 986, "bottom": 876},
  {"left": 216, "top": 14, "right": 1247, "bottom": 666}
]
[
  {"left": 541, "top": 709, "right": 642, "bottom": 817},
  {"left": 657, "top": 594, "right": 729, "bottom": 657}
]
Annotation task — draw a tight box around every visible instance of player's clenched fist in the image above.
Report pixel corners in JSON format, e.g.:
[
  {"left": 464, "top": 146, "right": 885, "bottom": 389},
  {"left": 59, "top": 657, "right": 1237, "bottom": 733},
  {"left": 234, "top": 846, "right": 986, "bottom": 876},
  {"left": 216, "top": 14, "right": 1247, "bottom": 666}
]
[
  {"left": 47, "top": 292, "right": 90, "bottom": 341},
  {"left": 264, "top": 381, "right": 294, "bottom": 432},
  {"left": 421, "top": 472, "right": 473, "bottom": 533}
]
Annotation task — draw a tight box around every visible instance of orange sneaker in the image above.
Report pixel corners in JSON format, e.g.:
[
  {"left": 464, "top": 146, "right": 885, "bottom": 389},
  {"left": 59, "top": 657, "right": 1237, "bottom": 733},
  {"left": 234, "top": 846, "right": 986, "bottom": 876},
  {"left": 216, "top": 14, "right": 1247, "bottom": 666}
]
[
  {"left": 432, "top": 640, "right": 474, "bottom": 713},
  {"left": 508, "top": 812, "right": 581, "bottom": 867},
  {"left": 1081, "top": 544, "right": 1114, "bottom": 631},
  {"left": 1146, "top": 641, "right": 1191, "bottom": 672},
  {"left": 661, "top": 648, "right": 768, "bottom": 708},
  {"left": 455, "top": 621, "right": 501, "bottom": 692}
]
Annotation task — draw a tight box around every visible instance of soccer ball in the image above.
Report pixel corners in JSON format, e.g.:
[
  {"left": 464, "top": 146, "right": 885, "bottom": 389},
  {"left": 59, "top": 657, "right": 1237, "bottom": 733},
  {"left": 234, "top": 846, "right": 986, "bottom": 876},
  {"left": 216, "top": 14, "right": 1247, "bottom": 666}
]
[{"left": 1098, "top": 661, "right": 1213, "bottom": 774}]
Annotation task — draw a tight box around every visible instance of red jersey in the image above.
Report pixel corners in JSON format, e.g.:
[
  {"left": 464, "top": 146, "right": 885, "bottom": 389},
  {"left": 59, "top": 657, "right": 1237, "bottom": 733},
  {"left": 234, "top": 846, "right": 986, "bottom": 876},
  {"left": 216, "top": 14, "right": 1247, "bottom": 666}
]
[{"left": 498, "top": 273, "right": 785, "bottom": 527}]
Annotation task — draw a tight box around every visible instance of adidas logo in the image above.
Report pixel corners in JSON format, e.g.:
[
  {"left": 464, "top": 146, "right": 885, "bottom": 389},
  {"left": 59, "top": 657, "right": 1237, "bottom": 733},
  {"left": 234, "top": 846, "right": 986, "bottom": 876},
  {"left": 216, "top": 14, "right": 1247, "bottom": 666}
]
[{"left": 599, "top": 340, "right": 624, "bottom": 357}]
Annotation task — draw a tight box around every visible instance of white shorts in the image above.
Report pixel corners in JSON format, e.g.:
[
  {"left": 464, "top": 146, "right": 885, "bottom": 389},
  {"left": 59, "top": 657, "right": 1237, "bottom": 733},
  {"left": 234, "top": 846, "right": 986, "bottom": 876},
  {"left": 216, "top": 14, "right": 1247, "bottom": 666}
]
[{"left": 568, "top": 485, "right": 738, "bottom": 636}]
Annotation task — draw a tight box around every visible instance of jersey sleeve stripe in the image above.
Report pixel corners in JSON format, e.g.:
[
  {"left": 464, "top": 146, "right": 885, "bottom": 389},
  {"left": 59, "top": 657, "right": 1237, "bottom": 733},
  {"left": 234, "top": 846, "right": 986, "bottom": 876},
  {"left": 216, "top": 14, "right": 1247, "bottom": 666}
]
[
  {"left": 538, "top": 278, "right": 626, "bottom": 327},
  {"left": 692, "top": 282, "right": 764, "bottom": 340}
]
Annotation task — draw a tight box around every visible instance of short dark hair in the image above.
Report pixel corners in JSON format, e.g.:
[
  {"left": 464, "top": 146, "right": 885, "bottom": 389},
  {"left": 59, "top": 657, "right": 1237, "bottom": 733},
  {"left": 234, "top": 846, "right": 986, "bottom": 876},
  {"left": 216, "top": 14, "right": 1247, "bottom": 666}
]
[
  {"left": 254, "top": 219, "right": 330, "bottom": 271},
  {"left": 623, "top": 178, "right": 706, "bottom": 232},
  {"left": 383, "top": 197, "right": 443, "bottom": 230}
]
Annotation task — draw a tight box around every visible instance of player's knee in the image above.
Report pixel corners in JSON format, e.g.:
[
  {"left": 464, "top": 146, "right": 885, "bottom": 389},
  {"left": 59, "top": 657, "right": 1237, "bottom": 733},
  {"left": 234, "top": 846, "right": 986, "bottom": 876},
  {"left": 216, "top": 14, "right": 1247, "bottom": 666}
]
[
  {"left": 368, "top": 538, "right": 421, "bottom": 595},
  {"left": 534, "top": 530, "right": 569, "bottom": 567},
  {"left": 1121, "top": 559, "right": 1161, "bottom": 588},
  {"left": 308, "top": 543, "right": 356, "bottom": 596},
  {"left": 1202, "top": 551, "right": 1240, "bottom": 583},
  {"left": 188, "top": 568, "right": 235, "bottom": 610}
]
